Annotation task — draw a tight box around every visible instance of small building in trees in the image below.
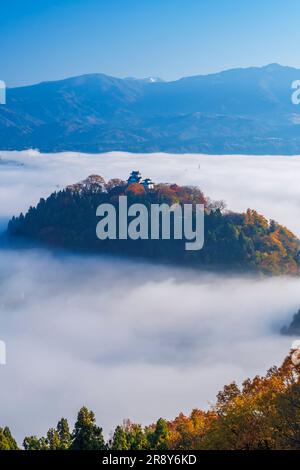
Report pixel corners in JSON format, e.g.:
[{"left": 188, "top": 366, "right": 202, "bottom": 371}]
[
  {"left": 127, "top": 171, "right": 142, "bottom": 185},
  {"left": 127, "top": 171, "right": 155, "bottom": 190},
  {"left": 142, "top": 178, "right": 155, "bottom": 190}
]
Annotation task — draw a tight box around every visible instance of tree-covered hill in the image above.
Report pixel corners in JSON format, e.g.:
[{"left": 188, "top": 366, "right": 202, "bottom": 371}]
[{"left": 7, "top": 175, "right": 300, "bottom": 275}]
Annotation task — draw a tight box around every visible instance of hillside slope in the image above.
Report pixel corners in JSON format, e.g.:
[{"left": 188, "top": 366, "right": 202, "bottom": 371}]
[{"left": 1, "top": 64, "right": 300, "bottom": 154}]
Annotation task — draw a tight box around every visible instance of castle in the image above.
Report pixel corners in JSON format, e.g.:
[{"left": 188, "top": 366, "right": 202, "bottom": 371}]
[{"left": 127, "top": 171, "right": 155, "bottom": 190}]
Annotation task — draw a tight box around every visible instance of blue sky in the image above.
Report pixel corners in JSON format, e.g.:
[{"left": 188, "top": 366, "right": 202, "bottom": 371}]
[{"left": 1, "top": 0, "right": 300, "bottom": 87}]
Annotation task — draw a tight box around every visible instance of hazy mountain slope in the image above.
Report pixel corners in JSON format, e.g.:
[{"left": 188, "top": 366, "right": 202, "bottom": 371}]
[{"left": 1, "top": 64, "right": 300, "bottom": 154}]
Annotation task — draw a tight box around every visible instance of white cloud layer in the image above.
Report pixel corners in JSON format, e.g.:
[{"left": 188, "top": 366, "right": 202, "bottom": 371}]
[
  {"left": 1, "top": 149, "right": 300, "bottom": 235},
  {"left": 0, "top": 150, "right": 299, "bottom": 443}
]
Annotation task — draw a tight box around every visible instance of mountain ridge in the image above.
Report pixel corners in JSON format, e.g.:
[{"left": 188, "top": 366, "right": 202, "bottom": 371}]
[
  {"left": 1, "top": 64, "right": 300, "bottom": 154},
  {"left": 6, "top": 62, "right": 297, "bottom": 89}
]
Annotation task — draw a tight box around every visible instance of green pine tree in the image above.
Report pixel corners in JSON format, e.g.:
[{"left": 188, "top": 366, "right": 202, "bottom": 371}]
[
  {"left": 57, "top": 417, "right": 71, "bottom": 449},
  {"left": 0, "top": 427, "right": 18, "bottom": 450},
  {"left": 111, "top": 425, "right": 129, "bottom": 450},
  {"left": 71, "top": 407, "right": 105, "bottom": 450},
  {"left": 150, "top": 418, "right": 169, "bottom": 450}
]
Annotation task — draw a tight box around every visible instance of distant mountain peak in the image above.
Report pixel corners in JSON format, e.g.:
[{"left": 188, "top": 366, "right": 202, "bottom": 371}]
[
  {"left": 145, "top": 77, "right": 164, "bottom": 83},
  {"left": 264, "top": 62, "right": 282, "bottom": 68},
  {"left": 124, "top": 76, "right": 164, "bottom": 83},
  {"left": 262, "top": 63, "right": 293, "bottom": 72}
]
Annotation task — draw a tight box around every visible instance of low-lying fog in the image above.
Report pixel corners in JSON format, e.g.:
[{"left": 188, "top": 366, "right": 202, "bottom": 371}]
[{"left": 0, "top": 150, "right": 300, "bottom": 442}]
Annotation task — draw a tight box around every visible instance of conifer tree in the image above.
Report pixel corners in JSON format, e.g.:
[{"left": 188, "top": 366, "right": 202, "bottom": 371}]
[{"left": 71, "top": 407, "right": 105, "bottom": 450}]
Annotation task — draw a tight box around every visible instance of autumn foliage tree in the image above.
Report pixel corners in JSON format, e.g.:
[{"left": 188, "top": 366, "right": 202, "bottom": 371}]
[{"left": 2, "top": 352, "right": 297, "bottom": 450}]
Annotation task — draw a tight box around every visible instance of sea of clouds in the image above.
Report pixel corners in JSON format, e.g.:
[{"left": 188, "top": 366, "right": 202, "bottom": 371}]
[{"left": 0, "top": 150, "right": 300, "bottom": 442}]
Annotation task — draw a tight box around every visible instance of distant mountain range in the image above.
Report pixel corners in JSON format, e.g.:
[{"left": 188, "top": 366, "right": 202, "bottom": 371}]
[{"left": 1, "top": 64, "right": 300, "bottom": 154}]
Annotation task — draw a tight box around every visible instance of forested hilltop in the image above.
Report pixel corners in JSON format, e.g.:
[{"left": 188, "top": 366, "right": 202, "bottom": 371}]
[
  {"left": 8, "top": 174, "right": 300, "bottom": 275},
  {"left": 1, "top": 353, "right": 300, "bottom": 450}
]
